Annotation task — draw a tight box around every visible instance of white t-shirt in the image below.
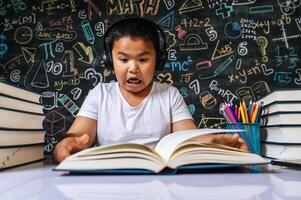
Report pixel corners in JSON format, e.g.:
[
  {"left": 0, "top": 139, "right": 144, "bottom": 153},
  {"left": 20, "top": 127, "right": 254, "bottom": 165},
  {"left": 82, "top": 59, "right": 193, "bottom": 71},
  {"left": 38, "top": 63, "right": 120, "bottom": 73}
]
[{"left": 77, "top": 82, "right": 193, "bottom": 147}]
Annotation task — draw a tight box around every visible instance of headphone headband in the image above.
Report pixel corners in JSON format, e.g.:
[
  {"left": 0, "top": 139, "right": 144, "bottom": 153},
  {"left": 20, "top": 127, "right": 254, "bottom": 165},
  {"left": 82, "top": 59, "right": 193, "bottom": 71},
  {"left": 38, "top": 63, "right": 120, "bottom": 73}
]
[{"left": 102, "top": 17, "right": 167, "bottom": 71}]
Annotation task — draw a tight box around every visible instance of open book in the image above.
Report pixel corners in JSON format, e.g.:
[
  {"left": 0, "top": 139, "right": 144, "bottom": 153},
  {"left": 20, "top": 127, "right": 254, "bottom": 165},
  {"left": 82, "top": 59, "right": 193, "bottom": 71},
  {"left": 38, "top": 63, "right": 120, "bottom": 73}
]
[{"left": 55, "top": 129, "right": 268, "bottom": 174}]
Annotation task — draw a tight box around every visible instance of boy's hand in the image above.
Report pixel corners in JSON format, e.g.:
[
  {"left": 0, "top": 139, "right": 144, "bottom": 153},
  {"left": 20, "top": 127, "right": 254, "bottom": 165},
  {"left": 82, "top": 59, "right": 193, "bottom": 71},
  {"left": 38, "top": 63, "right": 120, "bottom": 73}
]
[
  {"left": 194, "top": 133, "right": 249, "bottom": 151},
  {"left": 212, "top": 133, "right": 249, "bottom": 151},
  {"left": 54, "top": 134, "right": 90, "bottom": 163}
]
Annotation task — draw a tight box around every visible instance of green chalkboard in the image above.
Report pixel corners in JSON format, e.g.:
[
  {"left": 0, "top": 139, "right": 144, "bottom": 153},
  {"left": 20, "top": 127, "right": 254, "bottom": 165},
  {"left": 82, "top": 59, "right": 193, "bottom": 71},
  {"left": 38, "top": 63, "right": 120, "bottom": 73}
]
[{"left": 0, "top": 0, "right": 300, "bottom": 154}]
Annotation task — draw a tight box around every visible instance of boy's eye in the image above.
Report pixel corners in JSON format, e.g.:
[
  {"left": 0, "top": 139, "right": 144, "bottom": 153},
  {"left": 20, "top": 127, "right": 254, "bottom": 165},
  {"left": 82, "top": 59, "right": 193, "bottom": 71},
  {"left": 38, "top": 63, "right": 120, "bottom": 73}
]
[
  {"left": 139, "top": 58, "right": 148, "bottom": 62},
  {"left": 119, "top": 58, "right": 128, "bottom": 62}
]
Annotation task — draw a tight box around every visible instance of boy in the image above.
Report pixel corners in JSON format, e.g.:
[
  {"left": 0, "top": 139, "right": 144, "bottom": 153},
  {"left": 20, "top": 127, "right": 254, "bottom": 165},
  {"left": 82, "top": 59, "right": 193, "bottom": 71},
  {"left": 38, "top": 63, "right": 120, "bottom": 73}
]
[{"left": 54, "top": 17, "right": 247, "bottom": 162}]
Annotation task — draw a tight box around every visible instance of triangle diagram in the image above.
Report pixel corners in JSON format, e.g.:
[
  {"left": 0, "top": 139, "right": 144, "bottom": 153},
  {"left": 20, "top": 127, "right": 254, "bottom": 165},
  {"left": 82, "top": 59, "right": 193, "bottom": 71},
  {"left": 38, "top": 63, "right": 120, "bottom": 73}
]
[
  {"left": 31, "top": 59, "right": 49, "bottom": 88},
  {"left": 211, "top": 40, "right": 233, "bottom": 61},
  {"left": 179, "top": 0, "right": 204, "bottom": 14},
  {"left": 158, "top": 11, "right": 174, "bottom": 31},
  {"left": 21, "top": 47, "right": 36, "bottom": 63}
]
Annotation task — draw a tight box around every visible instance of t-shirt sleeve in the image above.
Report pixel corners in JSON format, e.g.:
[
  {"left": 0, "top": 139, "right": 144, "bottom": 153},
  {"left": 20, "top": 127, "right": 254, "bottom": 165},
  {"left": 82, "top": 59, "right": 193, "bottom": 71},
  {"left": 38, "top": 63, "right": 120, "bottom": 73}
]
[
  {"left": 170, "top": 86, "right": 193, "bottom": 123},
  {"left": 76, "top": 85, "right": 99, "bottom": 120}
]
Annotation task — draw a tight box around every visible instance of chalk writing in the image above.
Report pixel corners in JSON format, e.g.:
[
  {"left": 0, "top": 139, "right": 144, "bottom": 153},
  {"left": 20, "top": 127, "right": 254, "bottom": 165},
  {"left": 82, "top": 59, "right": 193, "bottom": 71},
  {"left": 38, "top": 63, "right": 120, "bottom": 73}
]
[{"left": 1, "top": 0, "right": 300, "bottom": 155}]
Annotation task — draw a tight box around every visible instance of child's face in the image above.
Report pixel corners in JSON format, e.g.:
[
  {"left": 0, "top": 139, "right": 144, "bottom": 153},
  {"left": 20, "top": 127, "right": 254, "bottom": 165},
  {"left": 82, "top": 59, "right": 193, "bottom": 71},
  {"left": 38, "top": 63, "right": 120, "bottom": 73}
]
[{"left": 112, "top": 37, "right": 156, "bottom": 95}]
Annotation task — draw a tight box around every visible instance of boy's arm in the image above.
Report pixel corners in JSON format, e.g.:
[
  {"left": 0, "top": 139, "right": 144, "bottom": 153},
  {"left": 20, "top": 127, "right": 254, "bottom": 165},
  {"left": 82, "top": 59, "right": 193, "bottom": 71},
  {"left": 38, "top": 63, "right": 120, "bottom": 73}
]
[
  {"left": 171, "top": 119, "right": 197, "bottom": 132},
  {"left": 66, "top": 116, "right": 97, "bottom": 143},
  {"left": 54, "top": 116, "right": 97, "bottom": 162}
]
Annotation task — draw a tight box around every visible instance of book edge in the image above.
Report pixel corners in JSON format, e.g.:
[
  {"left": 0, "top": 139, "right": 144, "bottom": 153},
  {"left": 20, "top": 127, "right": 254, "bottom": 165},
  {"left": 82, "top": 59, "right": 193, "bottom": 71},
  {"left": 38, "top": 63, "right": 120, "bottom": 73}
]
[
  {"left": 0, "top": 107, "right": 45, "bottom": 116},
  {"left": 0, "top": 142, "right": 45, "bottom": 149},
  {"left": 0, "top": 158, "right": 45, "bottom": 171},
  {"left": 0, "top": 94, "right": 41, "bottom": 105}
]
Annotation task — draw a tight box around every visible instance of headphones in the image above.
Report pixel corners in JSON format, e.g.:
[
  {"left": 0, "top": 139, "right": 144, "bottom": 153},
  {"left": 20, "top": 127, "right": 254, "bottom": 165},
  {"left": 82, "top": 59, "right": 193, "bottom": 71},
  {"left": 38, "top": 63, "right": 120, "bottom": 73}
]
[{"left": 101, "top": 17, "right": 167, "bottom": 71}]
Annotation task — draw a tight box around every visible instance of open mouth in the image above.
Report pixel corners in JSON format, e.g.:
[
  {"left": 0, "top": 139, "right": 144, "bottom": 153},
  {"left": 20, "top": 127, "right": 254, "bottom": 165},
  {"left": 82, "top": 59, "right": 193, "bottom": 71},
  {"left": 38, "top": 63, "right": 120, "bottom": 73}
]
[{"left": 127, "top": 77, "right": 142, "bottom": 84}]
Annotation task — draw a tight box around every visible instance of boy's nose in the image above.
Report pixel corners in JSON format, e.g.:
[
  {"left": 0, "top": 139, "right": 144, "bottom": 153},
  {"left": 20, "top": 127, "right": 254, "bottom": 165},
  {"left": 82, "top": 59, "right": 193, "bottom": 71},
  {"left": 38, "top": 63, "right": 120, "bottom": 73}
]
[{"left": 129, "top": 61, "right": 140, "bottom": 73}]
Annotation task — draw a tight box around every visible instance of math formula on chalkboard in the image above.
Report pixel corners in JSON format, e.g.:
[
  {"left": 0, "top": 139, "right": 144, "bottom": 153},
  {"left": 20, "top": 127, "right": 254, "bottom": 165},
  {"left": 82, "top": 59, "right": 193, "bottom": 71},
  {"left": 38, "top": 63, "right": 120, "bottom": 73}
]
[{"left": 0, "top": 0, "right": 300, "bottom": 154}]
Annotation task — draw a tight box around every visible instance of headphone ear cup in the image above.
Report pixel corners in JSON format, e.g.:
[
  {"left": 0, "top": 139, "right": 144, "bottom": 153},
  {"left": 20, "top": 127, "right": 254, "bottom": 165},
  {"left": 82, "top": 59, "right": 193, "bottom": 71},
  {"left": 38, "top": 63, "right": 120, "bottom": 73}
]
[
  {"left": 101, "top": 52, "right": 109, "bottom": 68},
  {"left": 156, "top": 50, "right": 167, "bottom": 71},
  {"left": 102, "top": 28, "right": 113, "bottom": 69},
  {"left": 102, "top": 50, "right": 113, "bottom": 69}
]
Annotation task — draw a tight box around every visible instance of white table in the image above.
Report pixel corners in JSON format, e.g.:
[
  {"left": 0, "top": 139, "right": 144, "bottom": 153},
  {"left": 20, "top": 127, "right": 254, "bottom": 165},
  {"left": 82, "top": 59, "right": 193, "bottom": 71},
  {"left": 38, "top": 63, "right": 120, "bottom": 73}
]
[{"left": 0, "top": 162, "right": 300, "bottom": 200}]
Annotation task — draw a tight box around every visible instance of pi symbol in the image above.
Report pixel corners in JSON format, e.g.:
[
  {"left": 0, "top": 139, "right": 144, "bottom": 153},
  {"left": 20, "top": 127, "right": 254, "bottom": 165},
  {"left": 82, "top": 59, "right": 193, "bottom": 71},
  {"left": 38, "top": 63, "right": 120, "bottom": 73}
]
[{"left": 0, "top": 33, "right": 8, "bottom": 59}]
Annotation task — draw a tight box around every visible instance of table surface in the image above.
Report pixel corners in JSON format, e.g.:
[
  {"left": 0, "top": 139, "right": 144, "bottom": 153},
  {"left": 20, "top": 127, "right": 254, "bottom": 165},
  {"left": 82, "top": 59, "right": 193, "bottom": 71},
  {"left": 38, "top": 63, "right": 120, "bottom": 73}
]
[{"left": 0, "top": 162, "right": 300, "bottom": 200}]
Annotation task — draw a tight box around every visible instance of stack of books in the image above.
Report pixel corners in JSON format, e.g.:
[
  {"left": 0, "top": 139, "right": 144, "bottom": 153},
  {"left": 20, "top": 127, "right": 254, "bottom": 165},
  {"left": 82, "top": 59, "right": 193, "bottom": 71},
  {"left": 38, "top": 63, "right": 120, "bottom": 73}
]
[
  {"left": 0, "top": 82, "right": 45, "bottom": 170},
  {"left": 260, "top": 89, "right": 301, "bottom": 160}
]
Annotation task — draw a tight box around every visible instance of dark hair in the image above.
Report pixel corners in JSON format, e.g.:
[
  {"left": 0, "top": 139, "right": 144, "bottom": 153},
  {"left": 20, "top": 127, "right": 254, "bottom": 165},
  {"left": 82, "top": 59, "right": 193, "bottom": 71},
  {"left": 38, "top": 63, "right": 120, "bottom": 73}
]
[
  {"left": 102, "top": 17, "right": 167, "bottom": 70},
  {"left": 106, "top": 18, "right": 160, "bottom": 55}
]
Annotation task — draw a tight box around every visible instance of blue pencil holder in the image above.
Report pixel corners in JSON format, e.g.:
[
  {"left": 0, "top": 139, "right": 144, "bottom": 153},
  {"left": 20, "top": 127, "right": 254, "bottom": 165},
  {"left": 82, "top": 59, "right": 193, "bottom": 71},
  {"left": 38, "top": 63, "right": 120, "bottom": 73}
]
[{"left": 226, "top": 123, "right": 261, "bottom": 155}]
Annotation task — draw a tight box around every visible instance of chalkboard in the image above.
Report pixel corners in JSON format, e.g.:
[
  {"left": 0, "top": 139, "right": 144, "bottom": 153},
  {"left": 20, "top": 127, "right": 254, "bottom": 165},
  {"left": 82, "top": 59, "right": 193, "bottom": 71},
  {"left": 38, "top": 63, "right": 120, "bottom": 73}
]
[{"left": 0, "top": 0, "right": 300, "bottom": 154}]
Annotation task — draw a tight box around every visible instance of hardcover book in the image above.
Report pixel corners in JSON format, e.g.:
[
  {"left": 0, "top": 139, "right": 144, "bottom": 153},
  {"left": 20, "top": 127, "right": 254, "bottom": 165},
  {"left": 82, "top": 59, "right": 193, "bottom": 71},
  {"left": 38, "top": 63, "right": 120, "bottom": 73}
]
[
  {"left": 0, "top": 129, "right": 45, "bottom": 147},
  {"left": 0, "top": 144, "right": 44, "bottom": 170},
  {"left": 262, "top": 102, "right": 301, "bottom": 115},
  {"left": 55, "top": 129, "right": 268, "bottom": 174},
  {"left": 261, "top": 112, "right": 301, "bottom": 127},
  {"left": 0, "top": 95, "right": 44, "bottom": 114},
  {"left": 0, "top": 108, "right": 44, "bottom": 130},
  {"left": 262, "top": 143, "right": 301, "bottom": 159},
  {"left": 261, "top": 126, "right": 301, "bottom": 144},
  {"left": 0, "top": 82, "right": 41, "bottom": 104},
  {"left": 260, "top": 89, "right": 301, "bottom": 107}
]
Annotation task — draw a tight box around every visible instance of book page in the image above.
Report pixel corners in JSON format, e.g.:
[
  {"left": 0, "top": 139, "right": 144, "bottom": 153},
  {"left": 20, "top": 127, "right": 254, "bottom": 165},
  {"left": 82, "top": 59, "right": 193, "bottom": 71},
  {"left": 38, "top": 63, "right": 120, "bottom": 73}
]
[
  {"left": 77, "top": 143, "right": 160, "bottom": 157},
  {"left": 56, "top": 143, "right": 165, "bottom": 172},
  {"left": 56, "top": 157, "right": 164, "bottom": 172},
  {"left": 67, "top": 143, "right": 163, "bottom": 163},
  {"left": 166, "top": 141, "right": 266, "bottom": 168},
  {"left": 155, "top": 129, "right": 243, "bottom": 161}
]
